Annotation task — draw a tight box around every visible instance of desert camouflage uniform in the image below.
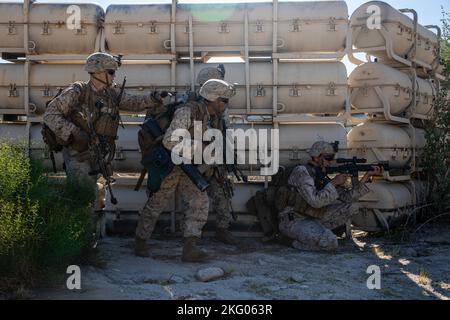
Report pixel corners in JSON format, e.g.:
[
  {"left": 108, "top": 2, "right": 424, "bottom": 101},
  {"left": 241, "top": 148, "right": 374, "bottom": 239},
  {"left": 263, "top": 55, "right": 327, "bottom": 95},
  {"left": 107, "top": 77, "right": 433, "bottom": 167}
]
[
  {"left": 44, "top": 81, "right": 161, "bottom": 214},
  {"left": 136, "top": 101, "right": 210, "bottom": 239},
  {"left": 278, "top": 164, "right": 370, "bottom": 252}
]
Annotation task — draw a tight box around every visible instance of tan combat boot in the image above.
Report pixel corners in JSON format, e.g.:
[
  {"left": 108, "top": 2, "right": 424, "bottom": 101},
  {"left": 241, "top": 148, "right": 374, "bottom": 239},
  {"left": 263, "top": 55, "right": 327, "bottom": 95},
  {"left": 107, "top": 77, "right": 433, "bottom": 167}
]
[
  {"left": 215, "top": 228, "right": 239, "bottom": 245},
  {"left": 134, "top": 237, "right": 150, "bottom": 257},
  {"left": 182, "top": 237, "right": 209, "bottom": 262}
]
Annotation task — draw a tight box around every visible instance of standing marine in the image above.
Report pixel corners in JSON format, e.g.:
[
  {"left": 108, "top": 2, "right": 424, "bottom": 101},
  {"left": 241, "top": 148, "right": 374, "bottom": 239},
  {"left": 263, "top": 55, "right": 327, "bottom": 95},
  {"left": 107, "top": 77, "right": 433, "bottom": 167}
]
[
  {"left": 134, "top": 79, "right": 236, "bottom": 262},
  {"left": 43, "top": 52, "right": 164, "bottom": 238},
  {"left": 196, "top": 65, "right": 239, "bottom": 245}
]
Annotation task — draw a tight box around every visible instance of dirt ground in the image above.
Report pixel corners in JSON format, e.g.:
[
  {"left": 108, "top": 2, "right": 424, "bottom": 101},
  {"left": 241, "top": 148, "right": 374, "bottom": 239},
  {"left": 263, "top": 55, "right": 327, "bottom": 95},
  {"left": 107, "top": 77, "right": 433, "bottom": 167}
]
[{"left": 33, "top": 222, "right": 450, "bottom": 300}]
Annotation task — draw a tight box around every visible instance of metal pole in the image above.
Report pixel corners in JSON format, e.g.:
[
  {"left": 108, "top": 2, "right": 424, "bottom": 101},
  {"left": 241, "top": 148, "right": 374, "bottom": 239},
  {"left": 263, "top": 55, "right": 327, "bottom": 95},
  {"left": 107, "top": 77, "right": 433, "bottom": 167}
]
[
  {"left": 171, "top": 0, "right": 177, "bottom": 92},
  {"left": 244, "top": 11, "right": 251, "bottom": 113},
  {"left": 272, "top": 0, "right": 278, "bottom": 53},
  {"left": 23, "top": 0, "right": 30, "bottom": 54},
  {"left": 272, "top": 0, "right": 278, "bottom": 117},
  {"left": 24, "top": 60, "right": 30, "bottom": 116},
  {"left": 410, "top": 124, "right": 417, "bottom": 174},
  {"left": 189, "top": 15, "right": 195, "bottom": 92},
  {"left": 26, "top": 120, "right": 31, "bottom": 157}
]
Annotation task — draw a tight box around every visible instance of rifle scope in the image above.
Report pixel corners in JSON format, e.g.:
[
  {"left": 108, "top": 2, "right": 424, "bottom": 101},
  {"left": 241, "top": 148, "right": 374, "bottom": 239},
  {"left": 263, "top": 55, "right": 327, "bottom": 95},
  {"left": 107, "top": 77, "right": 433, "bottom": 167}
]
[{"left": 336, "top": 157, "right": 367, "bottom": 164}]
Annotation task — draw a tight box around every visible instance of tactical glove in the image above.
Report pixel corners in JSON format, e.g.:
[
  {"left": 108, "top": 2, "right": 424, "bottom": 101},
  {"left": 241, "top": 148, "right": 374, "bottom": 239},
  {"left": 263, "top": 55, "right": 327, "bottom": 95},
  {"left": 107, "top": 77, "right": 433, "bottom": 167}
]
[{"left": 152, "top": 91, "right": 171, "bottom": 101}]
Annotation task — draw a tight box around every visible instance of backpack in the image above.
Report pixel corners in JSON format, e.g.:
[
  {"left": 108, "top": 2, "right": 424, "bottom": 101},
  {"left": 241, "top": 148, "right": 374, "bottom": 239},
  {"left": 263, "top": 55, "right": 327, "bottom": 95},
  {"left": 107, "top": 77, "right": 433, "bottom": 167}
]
[
  {"left": 41, "top": 88, "right": 65, "bottom": 153},
  {"left": 41, "top": 82, "right": 89, "bottom": 172},
  {"left": 136, "top": 96, "right": 191, "bottom": 192},
  {"left": 246, "top": 166, "right": 297, "bottom": 243}
]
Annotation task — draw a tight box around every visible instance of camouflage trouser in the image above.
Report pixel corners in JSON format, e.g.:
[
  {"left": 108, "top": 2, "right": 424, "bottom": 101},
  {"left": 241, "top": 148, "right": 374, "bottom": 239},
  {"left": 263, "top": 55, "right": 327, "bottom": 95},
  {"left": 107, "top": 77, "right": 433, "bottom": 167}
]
[
  {"left": 207, "top": 177, "right": 232, "bottom": 230},
  {"left": 278, "top": 202, "right": 359, "bottom": 252},
  {"left": 63, "top": 147, "right": 106, "bottom": 211},
  {"left": 136, "top": 166, "right": 209, "bottom": 240}
]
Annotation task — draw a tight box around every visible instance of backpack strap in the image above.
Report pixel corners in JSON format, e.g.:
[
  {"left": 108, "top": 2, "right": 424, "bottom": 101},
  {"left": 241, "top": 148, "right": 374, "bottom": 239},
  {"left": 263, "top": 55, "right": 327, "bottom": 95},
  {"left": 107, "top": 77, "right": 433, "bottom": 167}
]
[{"left": 71, "top": 81, "right": 90, "bottom": 110}]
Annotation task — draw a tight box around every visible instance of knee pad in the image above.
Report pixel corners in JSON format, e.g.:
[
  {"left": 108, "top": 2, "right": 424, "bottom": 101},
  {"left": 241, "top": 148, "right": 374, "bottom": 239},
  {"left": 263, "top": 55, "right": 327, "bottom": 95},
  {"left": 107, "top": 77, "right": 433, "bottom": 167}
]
[{"left": 318, "top": 232, "right": 338, "bottom": 251}]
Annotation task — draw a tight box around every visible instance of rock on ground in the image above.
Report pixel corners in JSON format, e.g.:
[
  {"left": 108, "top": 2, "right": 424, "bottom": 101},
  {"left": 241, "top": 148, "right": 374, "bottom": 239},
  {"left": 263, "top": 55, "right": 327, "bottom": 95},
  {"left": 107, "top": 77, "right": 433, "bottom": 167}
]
[{"left": 196, "top": 268, "right": 225, "bottom": 282}]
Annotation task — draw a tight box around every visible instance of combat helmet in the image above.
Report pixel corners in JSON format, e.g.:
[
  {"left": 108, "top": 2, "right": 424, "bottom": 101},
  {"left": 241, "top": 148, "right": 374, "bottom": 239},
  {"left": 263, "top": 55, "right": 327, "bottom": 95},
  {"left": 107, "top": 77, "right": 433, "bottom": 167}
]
[
  {"left": 199, "top": 79, "right": 236, "bottom": 102},
  {"left": 85, "top": 52, "right": 121, "bottom": 73},
  {"left": 196, "top": 64, "right": 226, "bottom": 86},
  {"left": 308, "top": 141, "right": 338, "bottom": 158}
]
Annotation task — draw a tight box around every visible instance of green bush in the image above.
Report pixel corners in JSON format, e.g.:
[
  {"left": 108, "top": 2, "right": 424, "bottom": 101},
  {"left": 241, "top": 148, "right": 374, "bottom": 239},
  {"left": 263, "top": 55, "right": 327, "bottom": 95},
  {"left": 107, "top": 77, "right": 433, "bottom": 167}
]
[
  {"left": 422, "top": 9, "right": 450, "bottom": 216},
  {"left": 0, "top": 143, "right": 96, "bottom": 293}
]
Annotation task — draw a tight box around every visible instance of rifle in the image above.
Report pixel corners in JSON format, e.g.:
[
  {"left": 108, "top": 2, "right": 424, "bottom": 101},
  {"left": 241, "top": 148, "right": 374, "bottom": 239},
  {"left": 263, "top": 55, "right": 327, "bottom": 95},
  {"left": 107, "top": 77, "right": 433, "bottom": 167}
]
[
  {"left": 116, "top": 76, "right": 127, "bottom": 129},
  {"left": 325, "top": 157, "right": 389, "bottom": 186},
  {"left": 49, "top": 151, "right": 57, "bottom": 173},
  {"left": 87, "top": 121, "right": 118, "bottom": 205},
  {"left": 84, "top": 76, "right": 128, "bottom": 205},
  {"left": 222, "top": 119, "right": 247, "bottom": 183},
  {"left": 214, "top": 164, "right": 238, "bottom": 221},
  {"left": 211, "top": 118, "right": 248, "bottom": 221}
]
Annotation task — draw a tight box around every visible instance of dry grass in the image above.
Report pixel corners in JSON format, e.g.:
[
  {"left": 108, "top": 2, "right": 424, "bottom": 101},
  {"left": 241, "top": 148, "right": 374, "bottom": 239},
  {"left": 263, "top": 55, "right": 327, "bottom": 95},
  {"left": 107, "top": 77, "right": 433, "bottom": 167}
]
[{"left": 418, "top": 269, "right": 430, "bottom": 286}]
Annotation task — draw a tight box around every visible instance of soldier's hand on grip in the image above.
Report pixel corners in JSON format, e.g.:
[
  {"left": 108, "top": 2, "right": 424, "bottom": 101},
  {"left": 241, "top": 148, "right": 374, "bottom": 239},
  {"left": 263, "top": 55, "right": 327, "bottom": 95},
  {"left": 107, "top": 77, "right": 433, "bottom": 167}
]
[
  {"left": 368, "top": 166, "right": 383, "bottom": 177},
  {"left": 331, "top": 173, "right": 351, "bottom": 187},
  {"left": 152, "top": 90, "right": 172, "bottom": 101}
]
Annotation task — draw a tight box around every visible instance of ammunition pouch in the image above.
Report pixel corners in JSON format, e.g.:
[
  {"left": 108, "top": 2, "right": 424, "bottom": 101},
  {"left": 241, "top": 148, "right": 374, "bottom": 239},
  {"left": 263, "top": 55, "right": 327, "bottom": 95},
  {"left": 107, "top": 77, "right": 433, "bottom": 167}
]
[
  {"left": 275, "top": 185, "right": 326, "bottom": 219},
  {"left": 70, "top": 111, "right": 90, "bottom": 133},
  {"left": 94, "top": 113, "right": 120, "bottom": 138}
]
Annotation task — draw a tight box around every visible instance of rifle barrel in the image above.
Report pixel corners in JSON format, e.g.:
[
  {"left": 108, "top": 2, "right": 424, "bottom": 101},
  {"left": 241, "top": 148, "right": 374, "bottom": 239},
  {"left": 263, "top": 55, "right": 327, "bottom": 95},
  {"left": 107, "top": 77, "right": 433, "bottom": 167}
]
[{"left": 326, "top": 162, "right": 390, "bottom": 175}]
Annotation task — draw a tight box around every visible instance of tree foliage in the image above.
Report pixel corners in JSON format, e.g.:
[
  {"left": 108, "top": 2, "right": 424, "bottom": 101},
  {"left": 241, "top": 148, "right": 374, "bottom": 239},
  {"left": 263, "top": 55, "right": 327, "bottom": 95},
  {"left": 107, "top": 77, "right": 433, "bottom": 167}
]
[{"left": 422, "top": 8, "right": 450, "bottom": 215}]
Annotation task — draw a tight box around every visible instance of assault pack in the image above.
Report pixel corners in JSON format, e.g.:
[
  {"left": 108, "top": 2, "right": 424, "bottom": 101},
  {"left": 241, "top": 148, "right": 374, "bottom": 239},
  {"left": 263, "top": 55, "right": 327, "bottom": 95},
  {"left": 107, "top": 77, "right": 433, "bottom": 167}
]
[
  {"left": 41, "top": 88, "right": 65, "bottom": 167},
  {"left": 246, "top": 164, "right": 327, "bottom": 243},
  {"left": 246, "top": 166, "right": 297, "bottom": 243},
  {"left": 41, "top": 82, "right": 89, "bottom": 172},
  {"left": 134, "top": 92, "right": 208, "bottom": 193}
]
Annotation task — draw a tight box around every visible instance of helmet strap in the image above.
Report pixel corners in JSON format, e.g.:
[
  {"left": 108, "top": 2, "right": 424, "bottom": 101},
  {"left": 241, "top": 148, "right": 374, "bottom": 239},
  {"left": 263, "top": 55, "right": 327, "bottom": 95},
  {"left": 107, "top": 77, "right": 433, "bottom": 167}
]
[
  {"left": 309, "top": 159, "right": 320, "bottom": 168},
  {"left": 92, "top": 73, "right": 111, "bottom": 87}
]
